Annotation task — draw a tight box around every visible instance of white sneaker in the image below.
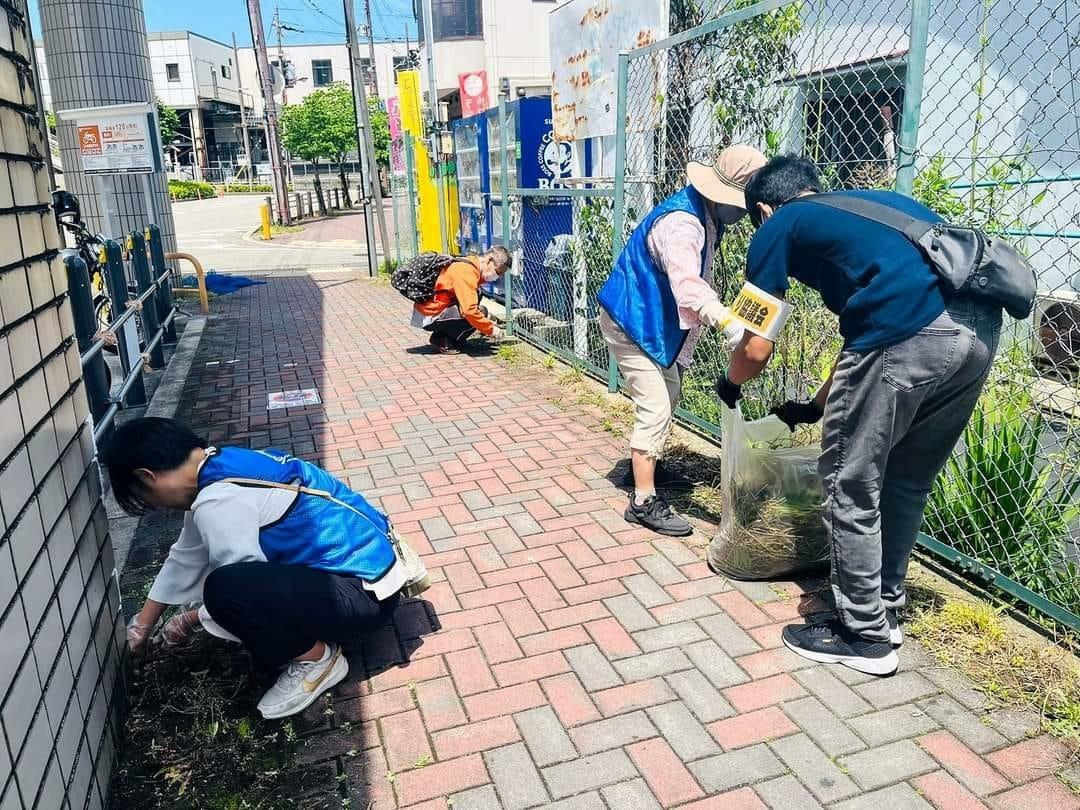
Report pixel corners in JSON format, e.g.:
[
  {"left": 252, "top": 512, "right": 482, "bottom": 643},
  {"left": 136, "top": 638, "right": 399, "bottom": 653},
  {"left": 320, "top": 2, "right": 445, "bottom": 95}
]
[{"left": 257, "top": 643, "right": 348, "bottom": 719}]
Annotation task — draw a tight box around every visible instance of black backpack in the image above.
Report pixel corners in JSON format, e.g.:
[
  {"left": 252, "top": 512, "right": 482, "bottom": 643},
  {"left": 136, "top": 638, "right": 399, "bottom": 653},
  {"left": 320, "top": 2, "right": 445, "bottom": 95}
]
[{"left": 391, "top": 252, "right": 457, "bottom": 302}]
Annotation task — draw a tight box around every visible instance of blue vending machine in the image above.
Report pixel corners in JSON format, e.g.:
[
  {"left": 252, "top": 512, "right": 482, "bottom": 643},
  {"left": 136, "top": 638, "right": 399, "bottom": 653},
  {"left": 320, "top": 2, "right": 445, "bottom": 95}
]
[
  {"left": 485, "top": 96, "right": 578, "bottom": 310},
  {"left": 452, "top": 113, "right": 490, "bottom": 254}
]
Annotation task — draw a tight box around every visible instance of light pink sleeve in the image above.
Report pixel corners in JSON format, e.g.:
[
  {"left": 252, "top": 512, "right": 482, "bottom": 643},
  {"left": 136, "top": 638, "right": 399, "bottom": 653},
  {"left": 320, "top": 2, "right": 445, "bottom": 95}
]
[{"left": 647, "top": 212, "right": 720, "bottom": 328}]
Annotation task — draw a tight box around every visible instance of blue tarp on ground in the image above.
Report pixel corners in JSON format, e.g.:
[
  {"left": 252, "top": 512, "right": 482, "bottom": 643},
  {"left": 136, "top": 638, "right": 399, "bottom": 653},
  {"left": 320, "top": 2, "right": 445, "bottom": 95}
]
[{"left": 181, "top": 272, "right": 266, "bottom": 295}]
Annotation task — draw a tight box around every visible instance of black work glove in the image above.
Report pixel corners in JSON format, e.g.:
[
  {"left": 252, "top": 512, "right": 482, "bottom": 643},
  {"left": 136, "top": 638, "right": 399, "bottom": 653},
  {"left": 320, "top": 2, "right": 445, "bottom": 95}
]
[
  {"left": 770, "top": 400, "right": 825, "bottom": 431},
  {"left": 714, "top": 375, "right": 743, "bottom": 410}
]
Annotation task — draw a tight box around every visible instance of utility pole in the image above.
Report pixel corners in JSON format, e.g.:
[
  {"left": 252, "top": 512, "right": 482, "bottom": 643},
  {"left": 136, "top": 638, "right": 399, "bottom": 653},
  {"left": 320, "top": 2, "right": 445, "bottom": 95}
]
[
  {"left": 232, "top": 32, "right": 255, "bottom": 189},
  {"left": 420, "top": 0, "right": 447, "bottom": 251},
  {"left": 344, "top": 0, "right": 391, "bottom": 272},
  {"left": 363, "top": 0, "right": 379, "bottom": 97},
  {"left": 246, "top": 0, "right": 291, "bottom": 223},
  {"left": 273, "top": 5, "right": 287, "bottom": 106}
]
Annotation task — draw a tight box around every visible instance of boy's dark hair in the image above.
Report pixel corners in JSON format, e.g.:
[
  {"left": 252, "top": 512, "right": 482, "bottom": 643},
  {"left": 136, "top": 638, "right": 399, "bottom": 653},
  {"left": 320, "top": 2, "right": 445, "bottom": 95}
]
[
  {"left": 106, "top": 417, "right": 207, "bottom": 514},
  {"left": 485, "top": 245, "right": 512, "bottom": 275},
  {"left": 744, "top": 155, "right": 824, "bottom": 227}
]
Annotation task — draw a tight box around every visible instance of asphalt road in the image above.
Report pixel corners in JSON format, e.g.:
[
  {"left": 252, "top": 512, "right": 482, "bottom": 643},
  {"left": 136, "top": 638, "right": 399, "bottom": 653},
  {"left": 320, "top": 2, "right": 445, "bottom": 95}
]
[{"left": 172, "top": 194, "right": 381, "bottom": 274}]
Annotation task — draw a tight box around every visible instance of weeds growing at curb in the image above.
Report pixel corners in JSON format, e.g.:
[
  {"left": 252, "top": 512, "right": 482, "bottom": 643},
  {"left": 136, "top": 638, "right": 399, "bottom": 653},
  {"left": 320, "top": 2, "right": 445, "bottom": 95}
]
[{"left": 909, "top": 592, "right": 1080, "bottom": 745}]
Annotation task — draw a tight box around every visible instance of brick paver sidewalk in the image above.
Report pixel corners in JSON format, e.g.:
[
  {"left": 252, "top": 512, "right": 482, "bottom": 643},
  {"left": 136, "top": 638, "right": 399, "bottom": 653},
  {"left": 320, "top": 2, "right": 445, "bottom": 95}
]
[{"left": 170, "top": 274, "right": 1076, "bottom": 809}]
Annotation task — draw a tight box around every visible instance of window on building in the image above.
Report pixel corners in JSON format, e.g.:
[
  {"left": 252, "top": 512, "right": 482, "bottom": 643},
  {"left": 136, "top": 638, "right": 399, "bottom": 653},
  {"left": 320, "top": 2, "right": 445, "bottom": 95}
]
[
  {"left": 799, "top": 60, "right": 905, "bottom": 188},
  {"left": 166, "top": 62, "right": 181, "bottom": 82},
  {"left": 221, "top": 64, "right": 232, "bottom": 79},
  {"left": 416, "top": 0, "right": 483, "bottom": 40},
  {"left": 312, "top": 59, "right": 333, "bottom": 87}
]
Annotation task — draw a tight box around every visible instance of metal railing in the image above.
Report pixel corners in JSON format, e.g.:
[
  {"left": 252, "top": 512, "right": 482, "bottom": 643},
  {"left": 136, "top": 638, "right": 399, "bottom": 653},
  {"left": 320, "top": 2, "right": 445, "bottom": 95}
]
[{"left": 67, "top": 225, "right": 180, "bottom": 449}]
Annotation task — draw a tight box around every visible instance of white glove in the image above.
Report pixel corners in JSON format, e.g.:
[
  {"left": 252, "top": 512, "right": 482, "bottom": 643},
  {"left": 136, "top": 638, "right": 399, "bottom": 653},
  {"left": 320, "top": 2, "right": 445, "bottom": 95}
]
[
  {"left": 160, "top": 610, "right": 199, "bottom": 648},
  {"left": 127, "top": 616, "right": 154, "bottom": 655},
  {"left": 489, "top": 326, "right": 505, "bottom": 342},
  {"left": 699, "top": 302, "right": 745, "bottom": 350}
]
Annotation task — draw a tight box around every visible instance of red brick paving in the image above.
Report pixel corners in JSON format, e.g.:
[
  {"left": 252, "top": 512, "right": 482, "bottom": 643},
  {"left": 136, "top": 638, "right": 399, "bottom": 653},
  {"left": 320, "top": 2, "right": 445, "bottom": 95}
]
[{"left": 174, "top": 275, "right": 1075, "bottom": 807}]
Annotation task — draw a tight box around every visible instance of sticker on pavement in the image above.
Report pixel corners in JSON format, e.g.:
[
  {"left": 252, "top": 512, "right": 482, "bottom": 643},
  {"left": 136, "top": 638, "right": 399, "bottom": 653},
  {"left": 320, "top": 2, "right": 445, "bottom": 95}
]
[{"left": 267, "top": 388, "right": 321, "bottom": 410}]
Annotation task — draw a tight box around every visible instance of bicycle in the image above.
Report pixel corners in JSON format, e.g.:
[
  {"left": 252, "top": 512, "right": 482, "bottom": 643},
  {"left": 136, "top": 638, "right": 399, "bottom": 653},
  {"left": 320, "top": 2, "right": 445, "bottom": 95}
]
[{"left": 53, "top": 191, "right": 146, "bottom": 392}]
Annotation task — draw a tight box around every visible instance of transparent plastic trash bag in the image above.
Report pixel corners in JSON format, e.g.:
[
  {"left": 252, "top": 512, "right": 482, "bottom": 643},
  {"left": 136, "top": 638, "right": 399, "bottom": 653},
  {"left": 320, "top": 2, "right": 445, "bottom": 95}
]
[{"left": 707, "top": 404, "right": 830, "bottom": 580}]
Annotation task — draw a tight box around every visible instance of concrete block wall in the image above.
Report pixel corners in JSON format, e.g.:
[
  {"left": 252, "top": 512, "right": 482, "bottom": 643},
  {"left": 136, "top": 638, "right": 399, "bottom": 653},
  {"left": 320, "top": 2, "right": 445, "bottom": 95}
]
[{"left": 1, "top": 2, "right": 125, "bottom": 808}]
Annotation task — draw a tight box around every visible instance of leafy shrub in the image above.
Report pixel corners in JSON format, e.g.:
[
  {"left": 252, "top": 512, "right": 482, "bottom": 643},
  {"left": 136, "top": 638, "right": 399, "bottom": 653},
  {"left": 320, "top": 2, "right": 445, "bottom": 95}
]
[
  {"left": 168, "top": 179, "right": 216, "bottom": 200},
  {"left": 924, "top": 389, "right": 1080, "bottom": 616}
]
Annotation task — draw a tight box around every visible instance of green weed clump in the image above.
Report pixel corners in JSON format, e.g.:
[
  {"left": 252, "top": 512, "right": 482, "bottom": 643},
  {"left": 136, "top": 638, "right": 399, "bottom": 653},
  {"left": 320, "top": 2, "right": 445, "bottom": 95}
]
[{"left": 910, "top": 596, "right": 1080, "bottom": 742}]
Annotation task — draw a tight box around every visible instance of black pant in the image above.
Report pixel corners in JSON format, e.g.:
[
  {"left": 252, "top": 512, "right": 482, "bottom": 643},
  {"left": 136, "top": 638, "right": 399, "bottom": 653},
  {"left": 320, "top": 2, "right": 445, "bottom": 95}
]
[
  {"left": 203, "top": 562, "right": 399, "bottom": 671},
  {"left": 424, "top": 300, "right": 488, "bottom": 345}
]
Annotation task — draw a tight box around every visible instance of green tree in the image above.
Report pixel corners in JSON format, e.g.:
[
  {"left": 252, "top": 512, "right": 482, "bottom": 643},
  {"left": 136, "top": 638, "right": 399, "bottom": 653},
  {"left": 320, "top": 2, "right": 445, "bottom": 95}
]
[
  {"left": 156, "top": 98, "right": 181, "bottom": 148},
  {"left": 281, "top": 89, "right": 338, "bottom": 215}
]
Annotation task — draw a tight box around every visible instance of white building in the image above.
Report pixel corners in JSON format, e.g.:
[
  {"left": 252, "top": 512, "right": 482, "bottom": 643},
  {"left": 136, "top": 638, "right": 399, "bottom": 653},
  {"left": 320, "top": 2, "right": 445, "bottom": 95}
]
[
  {"left": 236, "top": 41, "right": 411, "bottom": 117},
  {"left": 37, "top": 31, "right": 251, "bottom": 179},
  {"left": 416, "top": 0, "right": 555, "bottom": 117}
]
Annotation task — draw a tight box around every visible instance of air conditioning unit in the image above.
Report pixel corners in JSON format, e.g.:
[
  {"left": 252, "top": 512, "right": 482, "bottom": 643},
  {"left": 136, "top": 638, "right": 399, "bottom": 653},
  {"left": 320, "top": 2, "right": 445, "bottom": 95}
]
[
  {"left": 1032, "top": 289, "right": 1080, "bottom": 371},
  {"left": 1030, "top": 289, "right": 1080, "bottom": 419}
]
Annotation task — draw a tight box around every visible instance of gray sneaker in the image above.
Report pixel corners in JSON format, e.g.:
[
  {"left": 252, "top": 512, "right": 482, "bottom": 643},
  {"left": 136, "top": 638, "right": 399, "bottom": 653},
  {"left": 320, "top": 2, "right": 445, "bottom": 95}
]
[{"left": 624, "top": 494, "right": 693, "bottom": 537}]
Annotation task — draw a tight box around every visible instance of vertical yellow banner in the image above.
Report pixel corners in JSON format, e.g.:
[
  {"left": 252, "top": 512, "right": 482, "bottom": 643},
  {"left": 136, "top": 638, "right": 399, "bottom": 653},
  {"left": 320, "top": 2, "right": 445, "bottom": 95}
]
[
  {"left": 395, "top": 69, "right": 444, "bottom": 251},
  {"left": 397, "top": 70, "right": 422, "bottom": 135}
]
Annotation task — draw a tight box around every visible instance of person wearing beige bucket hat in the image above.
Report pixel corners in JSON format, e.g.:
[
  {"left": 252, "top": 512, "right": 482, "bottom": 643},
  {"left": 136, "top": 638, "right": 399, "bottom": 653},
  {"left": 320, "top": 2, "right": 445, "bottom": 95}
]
[{"left": 597, "top": 144, "right": 766, "bottom": 537}]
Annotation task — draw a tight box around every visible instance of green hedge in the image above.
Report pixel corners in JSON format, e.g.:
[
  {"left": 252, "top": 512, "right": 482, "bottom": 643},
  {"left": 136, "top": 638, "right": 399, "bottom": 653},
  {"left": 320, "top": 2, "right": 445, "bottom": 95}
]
[{"left": 168, "top": 179, "right": 216, "bottom": 200}]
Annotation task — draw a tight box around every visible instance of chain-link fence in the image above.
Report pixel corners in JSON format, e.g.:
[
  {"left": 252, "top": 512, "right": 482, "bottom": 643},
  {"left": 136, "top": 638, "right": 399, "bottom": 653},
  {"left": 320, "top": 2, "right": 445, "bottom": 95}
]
[{"left": 501, "top": 188, "right": 617, "bottom": 378}]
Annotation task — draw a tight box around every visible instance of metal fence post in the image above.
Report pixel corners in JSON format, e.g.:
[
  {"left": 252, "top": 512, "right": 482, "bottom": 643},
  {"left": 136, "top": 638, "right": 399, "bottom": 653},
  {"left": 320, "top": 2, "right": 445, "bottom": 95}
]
[
  {"left": 104, "top": 239, "right": 146, "bottom": 407},
  {"left": 498, "top": 95, "right": 514, "bottom": 335},
  {"left": 307, "top": 190, "right": 314, "bottom": 216},
  {"left": 895, "top": 0, "right": 931, "bottom": 195},
  {"left": 390, "top": 172, "right": 402, "bottom": 265},
  {"left": 607, "top": 51, "right": 631, "bottom": 393},
  {"left": 145, "top": 225, "right": 177, "bottom": 343},
  {"left": 129, "top": 232, "right": 164, "bottom": 369},
  {"left": 64, "top": 252, "right": 111, "bottom": 425},
  {"left": 404, "top": 132, "right": 419, "bottom": 257}
]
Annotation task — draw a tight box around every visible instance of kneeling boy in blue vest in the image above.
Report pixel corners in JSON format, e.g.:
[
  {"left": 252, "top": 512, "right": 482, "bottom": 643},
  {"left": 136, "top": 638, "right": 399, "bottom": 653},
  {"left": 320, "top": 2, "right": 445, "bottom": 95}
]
[
  {"left": 113, "top": 417, "right": 428, "bottom": 719},
  {"left": 598, "top": 145, "right": 765, "bottom": 537}
]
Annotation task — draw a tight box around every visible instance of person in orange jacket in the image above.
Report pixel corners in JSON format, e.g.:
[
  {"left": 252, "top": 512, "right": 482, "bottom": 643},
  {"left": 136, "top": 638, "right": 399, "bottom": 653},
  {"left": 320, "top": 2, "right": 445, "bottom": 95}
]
[{"left": 412, "top": 246, "right": 513, "bottom": 353}]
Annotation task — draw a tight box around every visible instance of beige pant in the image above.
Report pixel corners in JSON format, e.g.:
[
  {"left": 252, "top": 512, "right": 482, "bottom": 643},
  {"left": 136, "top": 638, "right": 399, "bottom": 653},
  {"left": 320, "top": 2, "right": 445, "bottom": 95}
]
[{"left": 600, "top": 311, "right": 681, "bottom": 458}]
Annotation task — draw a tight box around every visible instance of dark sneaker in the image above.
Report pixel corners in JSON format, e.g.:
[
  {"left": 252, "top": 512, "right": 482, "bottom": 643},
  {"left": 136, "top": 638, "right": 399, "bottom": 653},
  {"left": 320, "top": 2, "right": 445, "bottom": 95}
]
[
  {"left": 782, "top": 620, "right": 899, "bottom": 676},
  {"left": 886, "top": 608, "right": 903, "bottom": 648},
  {"left": 619, "top": 462, "right": 693, "bottom": 491},
  {"left": 624, "top": 494, "right": 693, "bottom": 537},
  {"left": 429, "top": 334, "right": 461, "bottom": 355}
]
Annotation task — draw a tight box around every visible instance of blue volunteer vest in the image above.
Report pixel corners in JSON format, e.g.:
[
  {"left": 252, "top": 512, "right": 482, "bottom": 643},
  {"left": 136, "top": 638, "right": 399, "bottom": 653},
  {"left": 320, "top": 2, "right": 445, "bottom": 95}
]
[
  {"left": 198, "top": 447, "right": 396, "bottom": 582},
  {"left": 598, "top": 186, "right": 716, "bottom": 368}
]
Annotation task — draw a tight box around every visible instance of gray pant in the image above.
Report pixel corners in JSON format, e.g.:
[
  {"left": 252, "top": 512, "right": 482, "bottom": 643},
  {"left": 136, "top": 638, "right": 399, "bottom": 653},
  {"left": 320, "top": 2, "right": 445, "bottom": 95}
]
[{"left": 821, "top": 301, "right": 1001, "bottom": 642}]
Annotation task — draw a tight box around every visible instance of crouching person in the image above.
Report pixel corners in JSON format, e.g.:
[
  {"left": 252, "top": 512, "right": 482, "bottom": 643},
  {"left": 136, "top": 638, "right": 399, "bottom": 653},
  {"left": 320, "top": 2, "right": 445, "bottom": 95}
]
[
  {"left": 412, "top": 246, "right": 513, "bottom": 353},
  {"left": 111, "top": 417, "right": 428, "bottom": 719}
]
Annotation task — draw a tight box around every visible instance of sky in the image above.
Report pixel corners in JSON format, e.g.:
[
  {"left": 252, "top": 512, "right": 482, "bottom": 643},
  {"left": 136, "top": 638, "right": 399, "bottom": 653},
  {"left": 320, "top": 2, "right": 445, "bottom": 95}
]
[{"left": 27, "top": 0, "right": 419, "bottom": 47}]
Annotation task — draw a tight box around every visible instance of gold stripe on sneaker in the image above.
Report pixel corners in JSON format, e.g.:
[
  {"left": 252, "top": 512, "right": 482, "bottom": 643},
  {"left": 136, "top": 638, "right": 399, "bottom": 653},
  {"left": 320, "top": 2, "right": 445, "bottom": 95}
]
[{"left": 302, "top": 646, "right": 341, "bottom": 693}]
